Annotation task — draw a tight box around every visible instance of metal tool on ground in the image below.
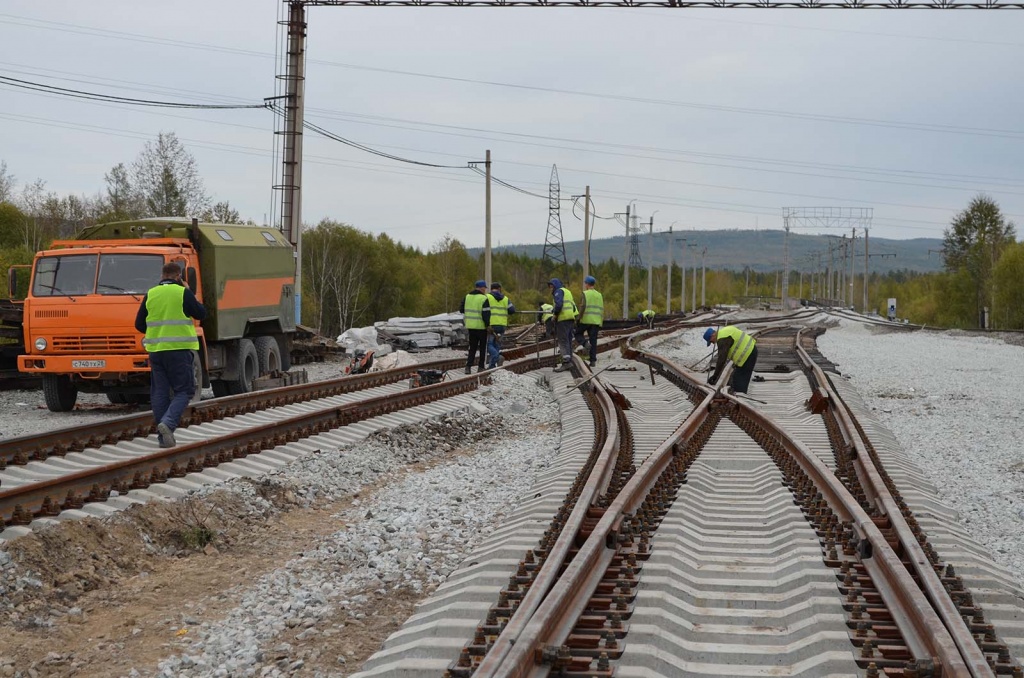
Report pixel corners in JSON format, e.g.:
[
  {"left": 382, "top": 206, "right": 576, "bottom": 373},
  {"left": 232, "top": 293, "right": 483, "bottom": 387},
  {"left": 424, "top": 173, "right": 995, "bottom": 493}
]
[
  {"left": 345, "top": 350, "right": 375, "bottom": 375},
  {"left": 731, "top": 391, "right": 767, "bottom": 405},
  {"left": 409, "top": 369, "right": 446, "bottom": 388},
  {"left": 688, "top": 347, "right": 716, "bottom": 372},
  {"left": 562, "top": 365, "right": 613, "bottom": 393}
]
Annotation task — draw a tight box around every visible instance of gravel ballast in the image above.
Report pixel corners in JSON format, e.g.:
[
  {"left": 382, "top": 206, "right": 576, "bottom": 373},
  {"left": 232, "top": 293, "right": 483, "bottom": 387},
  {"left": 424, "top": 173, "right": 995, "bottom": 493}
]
[{"left": 154, "top": 368, "right": 559, "bottom": 677}]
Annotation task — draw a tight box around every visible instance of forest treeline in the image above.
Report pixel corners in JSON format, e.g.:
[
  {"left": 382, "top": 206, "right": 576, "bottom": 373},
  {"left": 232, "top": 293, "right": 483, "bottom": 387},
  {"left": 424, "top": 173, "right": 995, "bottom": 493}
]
[{"left": 3, "top": 139, "right": 1022, "bottom": 337}]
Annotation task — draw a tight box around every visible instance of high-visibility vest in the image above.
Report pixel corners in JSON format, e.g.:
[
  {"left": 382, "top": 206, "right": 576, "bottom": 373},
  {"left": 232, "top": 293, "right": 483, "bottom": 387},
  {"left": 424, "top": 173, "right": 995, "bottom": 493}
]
[
  {"left": 488, "top": 294, "right": 510, "bottom": 327},
  {"left": 143, "top": 283, "right": 199, "bottom": 352},
  {"left": 718, "top": 325, "right": 756, "bottom": 367},
  {"left": 541, "top": 304, "right": 553, "bottom": 323},
  {"left": 556, "top": 288, "right": 576, "bottom": 322},
  {"left": 642, "top": 309, "right": 655, "bottom": 320},
  {"left": 581, "top": 289, "right": 604, "bottom": 327},
  {"left": 463, "top": 293, "right": 487, "bottom": 330}
]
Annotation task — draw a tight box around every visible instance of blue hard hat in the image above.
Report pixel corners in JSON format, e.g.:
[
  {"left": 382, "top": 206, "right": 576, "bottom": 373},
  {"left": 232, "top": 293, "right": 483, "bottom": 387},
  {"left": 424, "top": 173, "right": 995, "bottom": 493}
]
[
  {"left": 474, "top": 280, "right": 487, "bottom": 288},
  {"left": 703, "top": 328, "right": 716, "bottom": 345},
  {"left": 584, "top": 276, "right": 596, "bottom": 285}
]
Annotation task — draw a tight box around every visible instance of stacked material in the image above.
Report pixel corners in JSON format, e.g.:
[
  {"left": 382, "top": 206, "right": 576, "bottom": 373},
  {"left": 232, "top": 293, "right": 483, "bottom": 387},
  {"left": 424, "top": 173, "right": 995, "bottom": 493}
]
[{"left": 374, "top": 313, "right": 468, "bottom": 350}]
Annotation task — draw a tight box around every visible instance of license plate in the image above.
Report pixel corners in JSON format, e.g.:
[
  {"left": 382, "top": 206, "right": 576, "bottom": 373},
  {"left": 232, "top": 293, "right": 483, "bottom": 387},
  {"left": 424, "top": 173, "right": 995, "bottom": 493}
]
[{"left": 72, "top": 360, "right": 106, "bottom": 369}]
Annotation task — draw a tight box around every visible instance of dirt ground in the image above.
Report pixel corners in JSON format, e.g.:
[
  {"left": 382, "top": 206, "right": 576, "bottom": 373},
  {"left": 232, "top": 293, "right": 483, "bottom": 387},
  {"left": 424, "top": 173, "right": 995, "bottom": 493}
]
[{"left": 0, "top": 462, "right": 457, "bottom": 678}]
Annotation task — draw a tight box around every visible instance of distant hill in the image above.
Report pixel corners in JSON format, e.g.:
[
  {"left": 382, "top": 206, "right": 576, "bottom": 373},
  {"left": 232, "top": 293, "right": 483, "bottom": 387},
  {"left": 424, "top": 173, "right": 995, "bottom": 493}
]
[{"left": 477, "top": 229, "right": 944, "bottom": 274}]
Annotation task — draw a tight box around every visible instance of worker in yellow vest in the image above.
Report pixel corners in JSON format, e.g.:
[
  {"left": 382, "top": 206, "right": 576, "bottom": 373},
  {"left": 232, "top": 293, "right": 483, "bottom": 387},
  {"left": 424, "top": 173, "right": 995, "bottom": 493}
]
[
  {"left": 637, "top": 309, "right": 656, "bottom": 329},
  {"left": 540, "top": 303, "right": 554, "bottom": 339},
  {"left": 576, "top": 275, "right": 603, "bottom": 368},
  {"left": 704, "top": 326, "right": 758, "bottom": 395},
  {"left": 486, "top": 282, "right": 515, "bottom": 369},
  {"left": 460, "top": 280, "right": 491, "bottom": 374},
  {"left": 134, "top": 262, "right": 207, "bottom": 448},
  {"left": 548, "top": 278, "right": 576, "bottom": 373}
]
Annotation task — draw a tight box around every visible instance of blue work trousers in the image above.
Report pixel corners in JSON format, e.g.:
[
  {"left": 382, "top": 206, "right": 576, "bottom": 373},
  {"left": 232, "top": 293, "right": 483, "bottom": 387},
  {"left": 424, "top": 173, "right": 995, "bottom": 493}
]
[
  {"left": 487, "top": 326, "right": 506, "bottom": 368},
  {"left": 149, "top": 349, "right": 196, "bottom": 432},
  {"left": 556, "top": 319, "right": 575, "bottom": 364}
]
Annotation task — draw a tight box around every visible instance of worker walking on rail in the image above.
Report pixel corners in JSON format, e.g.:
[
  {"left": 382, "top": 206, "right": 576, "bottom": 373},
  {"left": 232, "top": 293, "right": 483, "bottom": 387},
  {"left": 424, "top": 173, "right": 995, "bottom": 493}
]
[
  {"left": 134, "top": 262, "right": 206, "bottom": 448},
  {"left": 460, "top": 280, "right": 491, "bottom": 374},
  {"left": 548, "top": 278, "right": 576, "bottom": 373},
  {"left": 486, "top": 282, "right": 515, "bottom": 369},
  {"left": 576, "top": 276, "right": 603, "bottom": 368},
  {"left": 704, "top": 325, "right": 758, "bottom": 395}
]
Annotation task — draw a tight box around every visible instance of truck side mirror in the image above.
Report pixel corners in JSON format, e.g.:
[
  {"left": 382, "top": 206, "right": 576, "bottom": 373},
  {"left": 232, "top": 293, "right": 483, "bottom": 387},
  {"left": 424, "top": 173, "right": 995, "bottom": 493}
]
[{"left": 186, "top": 267, "right": 198, "bottom": 294}]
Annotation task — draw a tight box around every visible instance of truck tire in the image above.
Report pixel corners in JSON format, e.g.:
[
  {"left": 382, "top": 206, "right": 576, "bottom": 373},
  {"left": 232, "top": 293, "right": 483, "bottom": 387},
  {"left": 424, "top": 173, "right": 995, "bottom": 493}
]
[
  {"left": 225, "top": 338, "right": 258, "bottom": 395},
  {"left": 253, "top": 336, "right": 281, "bottom": 375},
  {"left": 277, "top": 335, "right": 292, "bottom": 372},
  {"left": 107, "top": 392, "right": 127, "bottom": 405},
  {"left": 43, "top": 374, "right": 78, "bottom": 412}
]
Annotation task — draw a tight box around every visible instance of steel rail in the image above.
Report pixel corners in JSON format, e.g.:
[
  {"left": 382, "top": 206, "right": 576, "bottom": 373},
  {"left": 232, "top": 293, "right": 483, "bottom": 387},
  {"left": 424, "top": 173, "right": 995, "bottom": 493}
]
[
  {"left": 488, "top": 329, "right": 973, "bottom": 677},
  {"left": 470, "top": 354, "right": 622, "bottom": 675},
  {"left": 0, "top": 322, "right": 671, "bottom": 469},
  {"left": 794, "top": 329, "right": 995, "bottom": 677}
]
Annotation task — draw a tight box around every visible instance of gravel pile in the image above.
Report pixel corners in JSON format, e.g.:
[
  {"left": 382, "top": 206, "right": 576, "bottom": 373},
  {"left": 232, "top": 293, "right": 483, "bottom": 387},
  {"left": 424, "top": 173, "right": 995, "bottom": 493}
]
[{"left": 155, "top": 369, "right": 559, "bottom": 677}]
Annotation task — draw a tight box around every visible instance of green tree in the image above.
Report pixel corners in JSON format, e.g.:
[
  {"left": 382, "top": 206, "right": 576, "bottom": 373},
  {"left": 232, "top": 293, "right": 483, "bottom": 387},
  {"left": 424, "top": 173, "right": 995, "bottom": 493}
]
[
  {"left": 943, "top": 195, "right": 1016, "bottom": 327},
  {"left": 994, "top": 242, "right": 1024, "bottom": 329},
  {"left": 201, "top": 201, "right": 241, "bottom": 223},
  {"left": 0, "top": 160, "right": 15, "bottom": 204},
  {"left": 132, "top": 132, "right": 209, "bottom": 217},
  {"left": 102, "top": 162, "right": 144, "bottom": 221}
]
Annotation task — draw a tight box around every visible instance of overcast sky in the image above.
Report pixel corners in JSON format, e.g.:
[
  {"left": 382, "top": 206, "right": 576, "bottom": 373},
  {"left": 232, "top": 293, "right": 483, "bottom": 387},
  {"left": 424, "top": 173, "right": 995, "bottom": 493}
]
[{"left": 2, "top": 1, "right": 1023, "bottom": 266}]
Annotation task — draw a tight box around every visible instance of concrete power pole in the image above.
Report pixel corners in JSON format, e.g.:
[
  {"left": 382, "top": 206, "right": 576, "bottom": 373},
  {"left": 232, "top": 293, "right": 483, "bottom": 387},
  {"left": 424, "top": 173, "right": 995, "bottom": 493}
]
[
  {"left": 583, "top": 185, "right": 591, "bottom": 280},
  {"left": 676, "top": 238, "right": 688, "bottom": 313},
  {"left": 646, "top": 215, "right": 655, "bottom": 311},
  {"left": 863, "top": 227, "right": 869, "bottom": 312},
  {"left": 849, "top": 228, "right": 856, "bottom": 308},
  {"left": 666, "top": 226, "right": 673, "bottom": 315},
  {"left": 485, "top": 149, "right": 492, "bottom": 287},
  {"left": 701, "top": 247, "right": 707, "bottom": 309},
  {"left": 691, "top": 252, "right": 697, "bottom": 313},
  {"left": 279, "top": 1, "right": 307, "bottom": 323},
  {"left": 622, "top": 203, "right": 631, "bottom": 319}
]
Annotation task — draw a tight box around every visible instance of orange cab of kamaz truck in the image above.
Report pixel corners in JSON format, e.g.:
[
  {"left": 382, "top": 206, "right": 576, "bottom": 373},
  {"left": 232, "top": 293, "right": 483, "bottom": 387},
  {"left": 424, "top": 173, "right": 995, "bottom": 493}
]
[{"left": 20, "top": 234, "right": 204, "bottom": 410}]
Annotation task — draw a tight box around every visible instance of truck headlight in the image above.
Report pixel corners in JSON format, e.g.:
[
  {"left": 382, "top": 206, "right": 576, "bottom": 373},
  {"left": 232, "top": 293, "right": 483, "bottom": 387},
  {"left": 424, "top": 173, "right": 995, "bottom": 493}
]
[{"left": 34, "top": 337, "right": 47, "bottom": 351}]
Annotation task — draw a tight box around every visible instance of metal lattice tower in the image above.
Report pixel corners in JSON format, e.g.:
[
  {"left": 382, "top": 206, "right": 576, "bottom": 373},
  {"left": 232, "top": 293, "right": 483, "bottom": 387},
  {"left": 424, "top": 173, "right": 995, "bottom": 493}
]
[
  {"left": 628, "top": 215, "right": 643, "bottom": 269},
  {"left": 781, "top": 207, "right": 873, "bottom": 309},
  {"left": 541, "top": 164, "right": 567, "bottom": 275}
]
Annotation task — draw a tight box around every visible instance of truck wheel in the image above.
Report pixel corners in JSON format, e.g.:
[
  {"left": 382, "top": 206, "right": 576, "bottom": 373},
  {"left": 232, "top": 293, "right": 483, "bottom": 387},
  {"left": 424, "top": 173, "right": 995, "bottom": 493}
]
[
  {"left": 277, "top": 335, "right": 292, "bottom": 372},
  {"left": 43, "top": 374, "right": 78, "bottom": 412},
  {"left": 253, "top": 336, "right": 281, "bottom": 375},
  {"left": 226, "top": 338, "right": 258, "bottom": 395}
]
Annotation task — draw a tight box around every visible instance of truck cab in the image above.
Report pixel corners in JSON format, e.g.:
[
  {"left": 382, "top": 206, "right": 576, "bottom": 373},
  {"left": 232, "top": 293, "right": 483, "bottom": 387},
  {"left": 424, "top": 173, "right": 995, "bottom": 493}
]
[{"left": 19, "top": 218, "right": 296, "bottom": 412}]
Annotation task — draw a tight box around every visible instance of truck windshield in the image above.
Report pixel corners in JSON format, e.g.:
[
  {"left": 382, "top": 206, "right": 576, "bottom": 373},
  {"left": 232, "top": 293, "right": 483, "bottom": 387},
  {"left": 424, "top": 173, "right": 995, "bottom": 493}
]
[
  {"left": 32, "top": 255, "right": 97, "bottom": 297},
  {"left": 97, "top": 254, "right": 163, "bottom": 295}
]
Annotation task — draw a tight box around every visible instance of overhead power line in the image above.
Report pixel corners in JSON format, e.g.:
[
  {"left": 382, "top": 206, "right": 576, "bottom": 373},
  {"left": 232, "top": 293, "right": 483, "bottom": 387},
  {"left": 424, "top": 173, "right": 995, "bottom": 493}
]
[{"left": 0, "top": 74, "right": 268, "bottom": 110}]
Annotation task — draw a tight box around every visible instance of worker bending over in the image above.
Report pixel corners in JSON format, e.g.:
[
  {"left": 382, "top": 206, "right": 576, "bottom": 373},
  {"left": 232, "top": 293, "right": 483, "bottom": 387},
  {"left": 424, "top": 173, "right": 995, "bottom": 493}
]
[{"left": 704, "top": 325, "right": 758, "bottom": 395}]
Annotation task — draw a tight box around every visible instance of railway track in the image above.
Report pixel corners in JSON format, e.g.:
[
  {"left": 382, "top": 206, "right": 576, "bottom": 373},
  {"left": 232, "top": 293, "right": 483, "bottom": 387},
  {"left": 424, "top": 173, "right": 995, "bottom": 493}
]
[
  {"left": 352, "top": 319, "right": 1024, "bottom": 678},
  {"left": 0, "top": 318, "right": 718, "bottom": 541}
]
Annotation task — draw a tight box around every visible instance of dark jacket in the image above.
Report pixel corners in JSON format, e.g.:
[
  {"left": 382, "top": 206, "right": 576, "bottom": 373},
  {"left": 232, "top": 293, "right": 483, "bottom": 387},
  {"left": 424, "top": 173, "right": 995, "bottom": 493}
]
[
  {"left": 550, "top": 278, "right": 567, "bottom": 318},
  {"left": 459, "top": 289, "right": 491, "bottom": 328},
  {"left": 710, "top": 336, "right": 735, "bottom": 384},
  {"left": 134, "top": 279, "right": 207, "bottom": 335}
]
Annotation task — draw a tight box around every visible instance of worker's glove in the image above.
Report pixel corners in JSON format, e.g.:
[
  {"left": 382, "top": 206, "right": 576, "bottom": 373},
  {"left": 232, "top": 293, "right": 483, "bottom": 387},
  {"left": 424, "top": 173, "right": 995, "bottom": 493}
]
[{"left": 707, "top": 374, "right": 718, "bottom": 386}]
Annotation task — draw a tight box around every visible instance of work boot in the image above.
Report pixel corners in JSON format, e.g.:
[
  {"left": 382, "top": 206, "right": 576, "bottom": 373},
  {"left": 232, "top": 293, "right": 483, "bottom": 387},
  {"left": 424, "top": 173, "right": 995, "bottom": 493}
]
[
  {"left": 464, "top": 366, "right": 472, "bottom": 375},
  {"left": 497, "top": 356, "right": 504, "bottom": 367},
  {"left": 156, "top": 422, "right": 176, "bottom": 448},
  {"left": 589, "top": 360, "right": 597, "bottom": 368},
  {"left": 553, "top": 362, "right": 569, "bottom": 373}
]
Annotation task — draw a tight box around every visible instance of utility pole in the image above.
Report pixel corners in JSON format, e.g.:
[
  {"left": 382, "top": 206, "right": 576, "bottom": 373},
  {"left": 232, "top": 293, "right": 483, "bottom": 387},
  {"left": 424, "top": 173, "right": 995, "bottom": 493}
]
[
  {"left": 485, "top": 149, "right": 492, "bottom": 287},
  {"left": 666, "top": 226, "right": 673, "bottom": 315},
  {"left": 583, "top": 185, "right": 591, "bottom": 280},
  {"left": 849, "top": 228, "right": 856, "bottom": 308},
  {"left": 279, "top": 1, "right": 307, "bottom": 323},
  {"left": 676, "top": 237, "right": 688, "bottom": 313},
  {"left": 701, "top": 247, "right": 707, "bottom": 309},
  {"left": 646, "top": 214, "right": 656, "bottom": 311},
  {"left": 744, "top": 267, "right": 750, "bottom": 298},
  {"left": 691, "top": 248, "right": 698, "bottom": 313},
  {"left": 622, "top": 203, "right": 631, "bottom": 319},
  {"left": 863, "top": 227, "right": 869, "bottom": 312}
]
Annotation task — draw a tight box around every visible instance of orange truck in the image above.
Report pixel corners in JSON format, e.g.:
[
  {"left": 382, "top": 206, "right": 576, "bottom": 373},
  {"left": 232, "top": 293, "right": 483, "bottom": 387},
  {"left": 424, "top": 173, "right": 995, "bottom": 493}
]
[{"left": 17, "top": 218, "right": 297, "bottom": 411}]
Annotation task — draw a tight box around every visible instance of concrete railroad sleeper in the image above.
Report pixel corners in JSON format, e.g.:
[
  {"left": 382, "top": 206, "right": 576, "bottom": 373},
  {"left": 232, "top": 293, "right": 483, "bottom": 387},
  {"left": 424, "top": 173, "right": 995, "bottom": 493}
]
[{"left": 354, "top": 321, "right": 1024, "bottom": 678}]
